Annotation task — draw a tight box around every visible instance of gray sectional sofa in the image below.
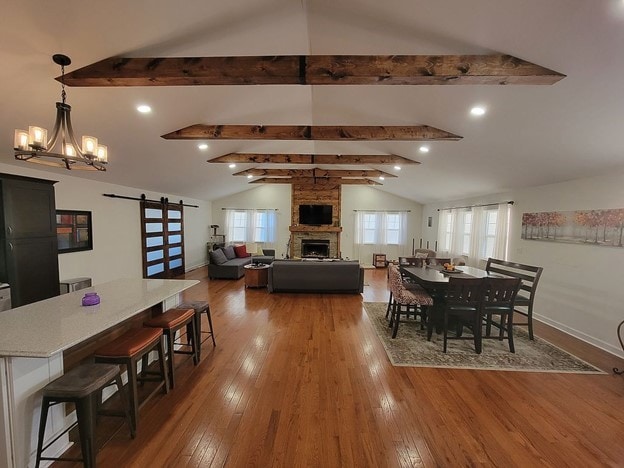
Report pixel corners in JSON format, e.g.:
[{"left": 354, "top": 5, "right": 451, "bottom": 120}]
[
  {"left": 267, "top": 260, "right": 364, "bottom": 293},
  {"left": 208, "top": 245, "right": 275, "bottom": 279}
]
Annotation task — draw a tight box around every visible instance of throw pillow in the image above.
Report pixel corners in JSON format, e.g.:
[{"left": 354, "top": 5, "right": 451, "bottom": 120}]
[
  {"left": 222, "top": 245, "right": 236, "bottom": 260},
  {"left": 415, "top": 252, "right": 429, "bottom": 258},
  {"left": 234, "top": 244, "right": 250, "bottom": 257},
  {"left": 209, "top": 248, "right": 228, "bottom": 265},
  {"left": 257, "top": 248, "right": 264, "bottom": 256}
]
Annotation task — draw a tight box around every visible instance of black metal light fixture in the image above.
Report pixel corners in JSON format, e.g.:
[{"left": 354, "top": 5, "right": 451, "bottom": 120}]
[{"left": 13, "top": 54, "right": 108, "bottom": 171}]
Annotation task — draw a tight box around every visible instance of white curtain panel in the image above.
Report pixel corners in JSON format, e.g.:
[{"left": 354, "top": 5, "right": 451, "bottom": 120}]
[
  {"left": 493, "top": 203, "right": 510, "bottom": 260},
  {"left": 353, "top": 211, "right": 409, "bottom": 262}
]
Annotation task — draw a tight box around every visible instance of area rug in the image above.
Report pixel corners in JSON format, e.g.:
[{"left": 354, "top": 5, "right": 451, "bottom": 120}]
[{"left": 363, "top": 302, "right": 604, "bottom": 373}]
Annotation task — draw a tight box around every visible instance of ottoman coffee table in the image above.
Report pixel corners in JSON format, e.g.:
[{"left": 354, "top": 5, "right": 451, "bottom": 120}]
[{"left": 244, "top": 263, "right": 270, "bottom": 288}]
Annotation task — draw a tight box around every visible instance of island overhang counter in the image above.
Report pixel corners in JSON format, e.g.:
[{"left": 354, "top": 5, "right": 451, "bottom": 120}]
[{"left": 0, "top": 277, "right": 198, "bottom": 468}]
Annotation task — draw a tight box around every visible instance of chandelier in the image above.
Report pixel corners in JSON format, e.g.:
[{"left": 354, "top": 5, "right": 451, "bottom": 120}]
[{"left": 13, "top": 54, "right": 108, "bottom": 171}]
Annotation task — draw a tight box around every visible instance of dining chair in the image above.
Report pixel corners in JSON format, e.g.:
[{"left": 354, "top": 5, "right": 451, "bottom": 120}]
[
  {"left": 441, "top": 277, "right": 485, "bottom": 353},
  {"left": 428, "top": 257, "right": 452, "bottom": 267},
  {"left": 480, "top": 277, "right": 521, "bottom": 352},
  {"left": 387, "top": 264, "right": 433, "bottom": 338}
]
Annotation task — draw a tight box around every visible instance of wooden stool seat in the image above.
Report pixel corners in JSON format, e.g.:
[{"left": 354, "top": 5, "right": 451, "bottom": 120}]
[
  {"left": 94, "top": 327, "right": 163, "bottom": 357},
  {"left": 94, "top": 328, "right": 169, "bottom": 434},
  {"left": 144, "top": 308, "right": 198, "bottom": 389},
  {"left": 42, "top": 363, "right": 120, "bottom": 399},
  {"left": 144, "top": 308, "right": 194, "bottom": 329},
  {"left": 35, "top": 363, "right": 133, "bottom": 468},
  {"left": 178, "top": 300, "right": 216, "bottom": 360}
]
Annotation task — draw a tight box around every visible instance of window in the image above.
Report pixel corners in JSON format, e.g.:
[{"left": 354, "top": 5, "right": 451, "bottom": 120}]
[
  {"left": 140, "top": 200, "right": 185, "bottom": 279},
  {"left": 355, "top": 211, "right": 407, "bottom": 246},
  {"left": 437, "top": 203, "right": 510, "bottom": 264},
  {"left": 363, "top": 214, "right": 377, "bottom": 244},
  {"left": 385, "top": 213, "right": 401, "bottom": 245},
  {"left": 224, "top": 209, "right": 277, "bottom": 244},
  {"left": 483, "top": 209, "right": 498, "bottom": 259},
  {"left": 462, "top": 211, "right": 472, "bottom": 255}
]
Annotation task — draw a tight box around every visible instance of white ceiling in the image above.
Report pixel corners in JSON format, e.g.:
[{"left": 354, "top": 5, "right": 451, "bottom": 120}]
[{"left": 2, "top": 0, "right": 624, "bottom": 204}]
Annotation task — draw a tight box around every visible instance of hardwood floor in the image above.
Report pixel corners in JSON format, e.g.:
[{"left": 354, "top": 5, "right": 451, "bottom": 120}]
[{"left": 57, "top": 267, "right": 624, "bottom": 467}]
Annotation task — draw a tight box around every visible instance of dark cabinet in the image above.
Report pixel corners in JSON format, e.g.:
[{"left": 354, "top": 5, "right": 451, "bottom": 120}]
[{"left": 0, "top": 174, "right": 59, "bottom": 307}]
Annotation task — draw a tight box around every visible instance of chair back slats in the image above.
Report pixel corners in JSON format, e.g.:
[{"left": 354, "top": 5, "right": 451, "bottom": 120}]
[
  {"left": 482, "top": 277, "right": 521, "bottom": 308},
  {"left": 485, "top": 258, "right": 543, "bottom": 300},
  {"left": 446, "top": 277, "right": 484, "bottom": 307}
]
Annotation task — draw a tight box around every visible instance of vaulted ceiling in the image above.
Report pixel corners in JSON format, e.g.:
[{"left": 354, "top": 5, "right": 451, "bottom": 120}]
[{"left": 2, "top": 0, "right": 624, "bottom": 203}]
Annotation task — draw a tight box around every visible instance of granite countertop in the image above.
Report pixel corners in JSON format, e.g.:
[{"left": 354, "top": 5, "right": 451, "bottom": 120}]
[{"left": 0, "top": 278, "right": 198, "bottom": 358}]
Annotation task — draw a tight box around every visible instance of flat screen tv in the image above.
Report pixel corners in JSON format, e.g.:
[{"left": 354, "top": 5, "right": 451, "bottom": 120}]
[{"left": 299, "top": 204, "right": 333, "bottom": 225}]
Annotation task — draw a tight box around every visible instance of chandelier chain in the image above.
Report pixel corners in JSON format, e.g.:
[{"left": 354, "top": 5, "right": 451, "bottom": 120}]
[{"left": 60, "top": 64, "right": 66, "bottom": 104}]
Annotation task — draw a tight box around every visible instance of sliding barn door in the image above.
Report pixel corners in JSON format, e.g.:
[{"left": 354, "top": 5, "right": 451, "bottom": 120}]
[{"left": 140, "top": 199, "right": 185, "bottom": 278}]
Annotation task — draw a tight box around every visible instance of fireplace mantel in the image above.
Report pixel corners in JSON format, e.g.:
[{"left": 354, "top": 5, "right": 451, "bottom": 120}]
[{"left": 289, "top": 225, "right": 342, "bottom": 233}]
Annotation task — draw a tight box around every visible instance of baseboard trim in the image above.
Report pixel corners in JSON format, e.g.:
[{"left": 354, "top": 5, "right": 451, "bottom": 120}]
[{"left": 535, "top": 313, "right": 624, "bottom": 358}]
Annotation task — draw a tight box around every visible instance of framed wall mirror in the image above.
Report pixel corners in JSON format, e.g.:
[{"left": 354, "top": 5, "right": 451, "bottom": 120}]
[{"left": 56, "top": 210, "right": 93, "bottom": 253}]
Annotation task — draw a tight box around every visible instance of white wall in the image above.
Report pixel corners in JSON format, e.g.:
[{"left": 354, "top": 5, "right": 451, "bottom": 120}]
[
  {"left": 0, "top": 163, "right": 212, "bottom": 285},
  {"left": 422, "top": 170, "right": 624, "bottom": 357}
]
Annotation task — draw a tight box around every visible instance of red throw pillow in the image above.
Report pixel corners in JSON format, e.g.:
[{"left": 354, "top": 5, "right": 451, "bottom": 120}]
[{"left": 234, "top": 244, "right": 250, "bottom": 257}]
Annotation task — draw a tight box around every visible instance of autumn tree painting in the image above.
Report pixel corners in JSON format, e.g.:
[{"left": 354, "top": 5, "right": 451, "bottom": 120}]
[{"left": 521, "top": 208, "right": 624, "bottom": 248}]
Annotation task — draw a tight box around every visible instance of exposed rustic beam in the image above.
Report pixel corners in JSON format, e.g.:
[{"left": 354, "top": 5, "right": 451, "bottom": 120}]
[
  {"left": 233, "top": 168, "right": 397, "bottom": 178},
  {"left": 62, "top": 55, "right": 565, "bottom": 87},
  {"left": 210, "top": 153, "right": 420, "bottom": 165},
  {"left": 164, "top": 125, "right": 461, "bottom": 141},
  {"left": 250, "top": 177, "right": 381, "bottom": 186}
]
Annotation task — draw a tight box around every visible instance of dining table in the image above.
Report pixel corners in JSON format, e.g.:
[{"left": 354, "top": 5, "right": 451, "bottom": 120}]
[{"left": 401, "top": 264, "right": 505, "bottom": 338}]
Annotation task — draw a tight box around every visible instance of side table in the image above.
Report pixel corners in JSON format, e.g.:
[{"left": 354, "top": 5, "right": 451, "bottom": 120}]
[{"left": 244, "top": 264, "right": 270, "bottom": 288}]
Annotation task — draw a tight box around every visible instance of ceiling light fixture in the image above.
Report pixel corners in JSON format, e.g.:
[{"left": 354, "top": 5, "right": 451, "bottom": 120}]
[
  {"left": 470, "top": 106, "right": 486, "bottom": 116},
  {"left": 228, "top": 163, "right": 236, "bottom": 168},
  {"left": 394, "top": 165, "right": 401, "bottom": 171},
  {"left": 198, "top": 143, "right": 209, "bottom": 150},
  {"left": 379, "top": 176, "right": 385, "bottom": 180},
  {"left": 137, "top": 105, "right": 152, "bottom": 113},
  {"left": 14, "top": 54, "right": 107, "bottom": 171},
  {"left": 419, "top": 146, "right": 430, "bottom": 153},
  {"left": 247, "top": 174, "right": 253, "bottom": 179}
]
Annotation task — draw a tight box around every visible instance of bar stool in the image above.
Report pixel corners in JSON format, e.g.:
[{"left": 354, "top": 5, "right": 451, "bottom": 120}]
[
  {"left": 94, "top": 328, "right": 169, "bottom": 433},
  {"left": 178, "top": 300, "right": 216, "bottom": 360},
  {"left": 144, "top": 308, "right": 198, "bottom": 389},
  {"left": 35, "top": 363, "right": 132, "bottom": 468}
]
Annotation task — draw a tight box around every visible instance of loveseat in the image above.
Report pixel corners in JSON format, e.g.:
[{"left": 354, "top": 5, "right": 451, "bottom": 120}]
[
  {"left": 267, "top": 260, "right": 364, "bottom": 293},
  {"left": 208, "top": 245, "right": 275, "bottom": 279}
]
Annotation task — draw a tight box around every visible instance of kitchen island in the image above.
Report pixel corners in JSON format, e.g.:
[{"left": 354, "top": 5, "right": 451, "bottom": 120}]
[{"left": 0, "top": 278, "right": 198, "bottom": 468}]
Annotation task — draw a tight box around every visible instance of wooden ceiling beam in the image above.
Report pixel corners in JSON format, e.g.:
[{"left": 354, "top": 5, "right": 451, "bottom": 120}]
[
  {"left": 164, "top": 124, "right": 461, "bottom": 141},
  {"left": 209, "top": 153, "right": 420, "bottom": 165},
  {"left": 62, "top": 55, "right": 564, "bottom": 87},
  {"left": 250, "top": 177, "right": 381, "bottom": 186},
  {"left": 233, "top": 168, "right": 397, "bottom": 178}
]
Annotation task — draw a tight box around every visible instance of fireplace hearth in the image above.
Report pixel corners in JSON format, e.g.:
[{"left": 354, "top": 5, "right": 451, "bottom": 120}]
[{"left": 301, "top": 239, "right": 330, "bottom": 258}]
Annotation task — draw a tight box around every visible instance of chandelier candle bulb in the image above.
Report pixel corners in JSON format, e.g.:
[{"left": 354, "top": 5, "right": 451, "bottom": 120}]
[
  {"left": 28, "top": 126, "right": 47, "bottom": 150},
  {"left": 97, "top": 145, "right": 108, "bottom": 163},
  {"left": 82, "top": 136, "right": 98, "bottom": 156},
  {"left": 64, "top": 144, "right": 76, "bottom": 157},
  {"left": 13, "top": 130, "right": 28, "bottom": 150}
]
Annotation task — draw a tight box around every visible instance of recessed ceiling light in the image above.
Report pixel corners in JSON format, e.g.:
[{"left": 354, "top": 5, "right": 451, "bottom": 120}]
[
  {"left": 379, "top": 176, "right": 385, "bottom": 180},
  {"left": 247, "top": 174, "right": 253, "bottom": 179},
  {"left": 470, "top": 106, "right": 486, "bottom": 116},
  {"left": 197, "top": 143, "right": 209, "bottom": 150},
  {"left": 136, "top": 105, "right": 151, "bottom": 114},
  {"left": 419, "top": 146, "right": 430, "bottom": 153},
  {"left": 394, "top": 165, "right": 401, "bottom": 171},
  {"left": 228, "top": 163, "right": 236, "bottom": 168}
]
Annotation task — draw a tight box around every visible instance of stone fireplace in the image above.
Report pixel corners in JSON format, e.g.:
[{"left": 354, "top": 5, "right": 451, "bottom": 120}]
[{"left": 301, "top": 239, "right": 330, "bottom": 258}]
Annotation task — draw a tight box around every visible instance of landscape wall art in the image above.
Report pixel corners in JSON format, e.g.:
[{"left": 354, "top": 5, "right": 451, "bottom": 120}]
[{"left": 521, "top": 208, "right": 624, "bottom": 248}]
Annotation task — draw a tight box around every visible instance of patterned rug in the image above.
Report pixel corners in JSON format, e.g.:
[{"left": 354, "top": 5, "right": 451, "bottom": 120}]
[{"left": 363, "top": 302, "right": 604, "bottom": 373}]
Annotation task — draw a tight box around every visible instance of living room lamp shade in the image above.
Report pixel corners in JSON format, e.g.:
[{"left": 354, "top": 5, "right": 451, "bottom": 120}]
[{"left": 13, "top": 54, "right": 108, "bottom": 171}]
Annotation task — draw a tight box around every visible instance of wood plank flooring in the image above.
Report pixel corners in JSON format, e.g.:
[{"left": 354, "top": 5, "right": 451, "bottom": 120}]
[{"left": 56, "top": 267, "right": 624, "bottom": 467}]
